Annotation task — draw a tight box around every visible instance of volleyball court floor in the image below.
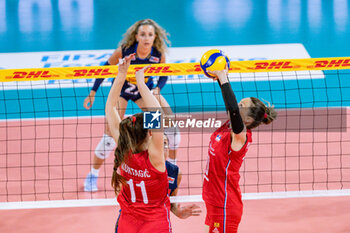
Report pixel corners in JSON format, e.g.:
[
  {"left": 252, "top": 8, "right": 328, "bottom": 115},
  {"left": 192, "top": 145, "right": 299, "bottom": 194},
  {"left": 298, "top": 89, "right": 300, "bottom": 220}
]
[{"left": 1, "top": 110, "right": 350, "bottom": 232}]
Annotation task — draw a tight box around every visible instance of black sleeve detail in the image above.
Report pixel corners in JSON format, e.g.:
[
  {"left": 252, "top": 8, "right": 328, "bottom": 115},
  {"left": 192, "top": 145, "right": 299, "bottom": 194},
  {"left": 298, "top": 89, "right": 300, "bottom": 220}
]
[{"left": 220, "top": 82, "right": 244, "bottom": 134}]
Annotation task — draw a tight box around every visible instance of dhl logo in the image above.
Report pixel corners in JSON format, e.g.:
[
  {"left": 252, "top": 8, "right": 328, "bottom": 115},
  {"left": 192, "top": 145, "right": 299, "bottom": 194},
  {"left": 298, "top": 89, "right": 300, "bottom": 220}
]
[
  {"left": 185, "top": 64, "right": 202, "bottom": 72},
  {"left": 250, "top": 61, "right": 294, "bottom": 70},
  {"left": 2, "top": 57, "right": 350, "bottom": 82},
  {"left": 245, "top": 59, "right": 350, "bottom": 70},
  {"left": 6, "top": 68, "right": 118, "bottom": 79},
  {"left": 131, "top": 65, "right": 178, "bottom": 74},
  {"left": 72, "top": 68, "right": 116, "bottom": 77},
  {"left": 313, "top": 59, "right": 350, "bottom": 68},
  {"left": 6, "top": 71, "right": 55, "bottom": 79}
]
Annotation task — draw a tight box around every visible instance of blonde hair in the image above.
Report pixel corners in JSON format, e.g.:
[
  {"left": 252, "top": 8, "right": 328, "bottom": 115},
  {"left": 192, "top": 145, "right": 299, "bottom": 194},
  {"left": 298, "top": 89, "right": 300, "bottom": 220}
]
[{"left": 119, "top": 19, "right": 171, "bottom": 54}]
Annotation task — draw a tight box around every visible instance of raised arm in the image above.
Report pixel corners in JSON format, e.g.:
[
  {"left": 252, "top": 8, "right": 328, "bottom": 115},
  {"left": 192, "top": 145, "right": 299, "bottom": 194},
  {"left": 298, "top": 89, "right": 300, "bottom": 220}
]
[
  {"left": 135, "top": 66, "right": 165, "bottom": 172},
  {"left": 208, "top": 69, "right": 247, "bottom": 150},
  {"left": 105, "top": 54, "right": 135, "bottom": 144}
]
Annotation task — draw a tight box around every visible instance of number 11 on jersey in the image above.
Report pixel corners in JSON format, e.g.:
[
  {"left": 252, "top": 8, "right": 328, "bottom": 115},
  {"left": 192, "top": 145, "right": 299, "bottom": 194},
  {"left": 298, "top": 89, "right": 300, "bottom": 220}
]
[{"left": 126, "top": 179, "right": 149, "bottom": 204}]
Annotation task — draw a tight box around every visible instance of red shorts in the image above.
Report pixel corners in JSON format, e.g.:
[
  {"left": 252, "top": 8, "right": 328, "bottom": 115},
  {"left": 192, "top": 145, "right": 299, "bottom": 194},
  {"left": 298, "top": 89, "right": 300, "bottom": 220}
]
[
  {"left": 205, "top": 202, "right": 242, "bottom": 233},
  {"left": 116, "top": 211, "right": 172, "bottom": 233}
]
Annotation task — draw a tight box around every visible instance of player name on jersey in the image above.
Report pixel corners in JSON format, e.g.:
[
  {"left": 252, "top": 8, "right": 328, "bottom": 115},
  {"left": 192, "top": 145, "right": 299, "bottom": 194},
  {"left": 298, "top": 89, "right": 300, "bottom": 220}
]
[{"left": 121, "top": 163, "right": 151, "bottom": 178}]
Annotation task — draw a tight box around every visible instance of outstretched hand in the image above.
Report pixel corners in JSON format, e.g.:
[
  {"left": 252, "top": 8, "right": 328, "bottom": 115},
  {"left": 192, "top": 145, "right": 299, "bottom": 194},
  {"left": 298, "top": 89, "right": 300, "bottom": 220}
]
[
  {"left": 83, "top": 92, "right": 96, "bottom": 109},
  {"left": 135, "top": 65, "right": 151, "bottom": 84},
  {"left": 207, "top": 68, "right": 228, "bottom": 82},
  {"left": 118, "top": 53, "right": 135, "bottom": 75},
  {"left": 175, "top": 204, "right": 201, "bottom": 219}
]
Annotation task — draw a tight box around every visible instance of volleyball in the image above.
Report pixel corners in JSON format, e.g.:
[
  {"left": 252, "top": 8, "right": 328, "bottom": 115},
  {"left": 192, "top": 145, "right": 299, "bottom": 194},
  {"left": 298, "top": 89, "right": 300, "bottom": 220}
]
[{"left": 200, "top": 49, "right": 230, "bottom": 78}]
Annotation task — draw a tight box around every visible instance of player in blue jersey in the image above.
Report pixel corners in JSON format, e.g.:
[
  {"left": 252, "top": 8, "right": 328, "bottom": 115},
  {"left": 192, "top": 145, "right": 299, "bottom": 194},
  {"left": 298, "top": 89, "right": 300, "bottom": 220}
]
[{"left": 83, "top": 19, "right": 180, "bottom": 192}]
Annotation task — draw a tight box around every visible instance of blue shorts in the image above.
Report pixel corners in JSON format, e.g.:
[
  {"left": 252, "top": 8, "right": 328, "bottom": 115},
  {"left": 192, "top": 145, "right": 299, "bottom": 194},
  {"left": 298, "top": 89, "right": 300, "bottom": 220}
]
[{"left": 120, "top": 80, "right": 154, "bottom": 102}]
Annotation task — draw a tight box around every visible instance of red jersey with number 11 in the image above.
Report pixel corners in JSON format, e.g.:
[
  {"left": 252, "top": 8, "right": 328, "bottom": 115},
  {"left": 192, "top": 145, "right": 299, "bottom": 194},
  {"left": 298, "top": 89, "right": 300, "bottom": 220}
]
[
  {"left": 117, "top": 150, "right": 170, "bottom": 220},
  {"left": 202, "top": 120, "right": 252, "bottom": 208}
]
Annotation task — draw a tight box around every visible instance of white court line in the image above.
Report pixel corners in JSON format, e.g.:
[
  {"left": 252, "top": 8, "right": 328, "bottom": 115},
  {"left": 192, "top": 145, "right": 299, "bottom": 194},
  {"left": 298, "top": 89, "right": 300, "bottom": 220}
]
[
  {"left": 0, "top": 114, "right": 106, "bottom": 122},
  {"left": 1, "top": 189, "right": 350, "bottom": 210}
]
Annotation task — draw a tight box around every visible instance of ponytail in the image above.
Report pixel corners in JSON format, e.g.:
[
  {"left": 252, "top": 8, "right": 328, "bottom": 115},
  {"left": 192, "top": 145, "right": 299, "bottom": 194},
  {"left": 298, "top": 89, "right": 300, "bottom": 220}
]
[
  {"left": 247, "top": 97, "right": 277, "bottom": 129},
  {"left": 111, "top": 113, "right": 148, "bottom": 194}
]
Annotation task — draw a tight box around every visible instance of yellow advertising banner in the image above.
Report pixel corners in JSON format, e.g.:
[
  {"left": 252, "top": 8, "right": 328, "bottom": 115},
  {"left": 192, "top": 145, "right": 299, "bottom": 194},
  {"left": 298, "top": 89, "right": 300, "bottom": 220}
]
[{"left": 0, "top": 57, "right": 350, "bottom": 82}]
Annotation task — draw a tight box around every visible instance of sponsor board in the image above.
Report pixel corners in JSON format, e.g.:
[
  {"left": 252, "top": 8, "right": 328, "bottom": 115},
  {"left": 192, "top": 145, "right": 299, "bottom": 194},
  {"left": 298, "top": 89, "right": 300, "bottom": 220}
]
[{"left": 0, "top": 44, "right": 327, "bottom": 90}]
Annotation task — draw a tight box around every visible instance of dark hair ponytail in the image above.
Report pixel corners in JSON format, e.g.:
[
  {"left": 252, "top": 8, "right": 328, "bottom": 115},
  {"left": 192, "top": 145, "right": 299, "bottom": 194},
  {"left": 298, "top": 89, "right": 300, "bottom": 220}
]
[
  {"left": 247, "top": 97, "right": 277, "bottom": 129},
  {"left": 262, "top": 102, "right": 277, "bottom": 125},
  {"left": 111, "top": 113, "right": 148, "bottom": 194}
]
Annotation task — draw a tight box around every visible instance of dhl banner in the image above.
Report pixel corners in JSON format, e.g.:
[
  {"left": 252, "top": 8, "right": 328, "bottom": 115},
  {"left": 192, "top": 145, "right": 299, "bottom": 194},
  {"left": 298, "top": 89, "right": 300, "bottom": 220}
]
[{"left": 0, "top": 57, "right": 350, "bottom": 82}]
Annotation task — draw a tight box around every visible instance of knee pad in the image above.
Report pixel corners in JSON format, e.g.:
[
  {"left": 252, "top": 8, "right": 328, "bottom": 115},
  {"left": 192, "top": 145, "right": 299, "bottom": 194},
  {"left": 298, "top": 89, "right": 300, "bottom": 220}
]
[
  {"left": 164, "top": 126, "right": 181, "bottom": 150},
  {"left": 95, "top": 134, "right": 117, "bottom": 160}
]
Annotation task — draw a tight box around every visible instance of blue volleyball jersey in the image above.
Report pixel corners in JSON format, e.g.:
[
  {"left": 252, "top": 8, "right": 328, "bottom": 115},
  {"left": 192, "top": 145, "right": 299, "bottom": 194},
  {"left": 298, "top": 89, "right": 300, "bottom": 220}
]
[
  {"left": 91, "top": 43, "right": 165, "bottom": 93},
  {"left": 166, "top": 161, "right": 179, "bottom": 196},
  {"left": 122, "top": 43, "right": 162, "bottom": 65},
  {"left": 122, "top": 43, "right": 162, "bottom": 86}
]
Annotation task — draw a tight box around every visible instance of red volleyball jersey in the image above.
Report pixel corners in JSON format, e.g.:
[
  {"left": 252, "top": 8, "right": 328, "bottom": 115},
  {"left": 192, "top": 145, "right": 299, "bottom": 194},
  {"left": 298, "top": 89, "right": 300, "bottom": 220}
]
[
  {"left": 202, "top": 120, "right": 252, "bottom": 209},
  {"left": 117, "top": 150, "right": 171, "bottom": 220}
]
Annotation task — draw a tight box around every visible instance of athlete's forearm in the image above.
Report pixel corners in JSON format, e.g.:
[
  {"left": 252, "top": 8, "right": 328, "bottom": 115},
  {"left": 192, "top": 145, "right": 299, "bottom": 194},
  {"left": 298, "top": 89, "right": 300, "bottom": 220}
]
[
  {"left": 137, "top": 77, "right": 161, "bottom": 110},
  {"left": 91, "top": 61, "right": 111, "bottom": 92},
  {"left": 220, "top": 82, "right": 244, "bottom": 134},
  {"left": 170, "top": 203, "right": 181, "bottom": 218},
  {"left": 106, "top": 70, "right": 127, "bottom": 120},
  {"left": 157, "top": 76, "right": 168, "bottom": 89}
]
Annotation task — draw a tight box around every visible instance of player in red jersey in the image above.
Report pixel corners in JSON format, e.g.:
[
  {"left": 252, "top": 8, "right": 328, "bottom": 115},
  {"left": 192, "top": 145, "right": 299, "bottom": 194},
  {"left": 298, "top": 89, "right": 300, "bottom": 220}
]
[
  {"left": 114, "top": 135, "right": 202, "bottom": 231},
  {"left": 106, "top": 54, "right": 171, "bottom": 233},
  {"left": 202, "top": 67, "right": 277, "bottom": 233}
]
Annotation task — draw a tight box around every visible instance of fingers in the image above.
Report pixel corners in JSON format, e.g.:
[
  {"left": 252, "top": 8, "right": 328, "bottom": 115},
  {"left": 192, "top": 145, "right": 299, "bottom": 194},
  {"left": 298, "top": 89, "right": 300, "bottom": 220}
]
[
  {"left": 191, "top": 209, "right": 201, "bottom": 215},
  {"left": 183, "top": 204, "right": 202, "bottom": 216},
  {"left": 188, "top": 204, "right": 201, "bottom": 212},
  {"left": 117, "top": 54, "right": 135, "bottom": 76},
  {"left": 118, "top": 53, "right": 135, "bottom": 65},
  {"left": 135, "top": 65, "right": 151, "bottom": 82},
  {"left": 207, "top": 70, "right": 219, "bottom": 80},
  {"left": 83, "top": 99, "right": 91, "bottom": 110},
  {"left": 182, "top": 204, "right": 202, "bottom": 211},
  {"left": 190, "top": 204, "right": 201, "bottom": 209},
  {"left": 208, "top": 69, "right": 226, "bottom": 76},
  {"left": 207, "top": 70, "right": 216, "bottom": 75},
  {"left": 137, "top": 65, "right": 151, "bottom": 74},
  {"left": 124, "top": 53, "right": 135, "bottom": 65}
]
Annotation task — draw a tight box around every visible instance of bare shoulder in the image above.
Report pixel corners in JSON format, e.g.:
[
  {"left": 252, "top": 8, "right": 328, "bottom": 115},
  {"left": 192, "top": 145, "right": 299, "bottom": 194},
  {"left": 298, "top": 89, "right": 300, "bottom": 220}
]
[
  {"left": 160, "top": 53, "right": 166, "bottom": 63},
  {"left": 109, "top": 47, "right": 123, "bottom": 65}
]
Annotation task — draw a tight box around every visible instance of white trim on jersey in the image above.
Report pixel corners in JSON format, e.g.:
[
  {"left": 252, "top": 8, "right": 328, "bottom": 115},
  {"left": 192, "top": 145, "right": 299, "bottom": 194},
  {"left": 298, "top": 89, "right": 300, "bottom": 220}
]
[
  {"left": 164, "top": 203, "right": 172, "bottom": 233},
  {"left": 223, "top": 160, "right": 231, "bottom": 233}
]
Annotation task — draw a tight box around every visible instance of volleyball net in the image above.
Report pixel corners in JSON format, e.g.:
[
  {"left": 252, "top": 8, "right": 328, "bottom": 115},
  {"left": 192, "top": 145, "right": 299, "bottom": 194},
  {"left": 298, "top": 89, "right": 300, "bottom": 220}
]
[{"left": 1, "top": 57, "right": 350, "bottom": 209}]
